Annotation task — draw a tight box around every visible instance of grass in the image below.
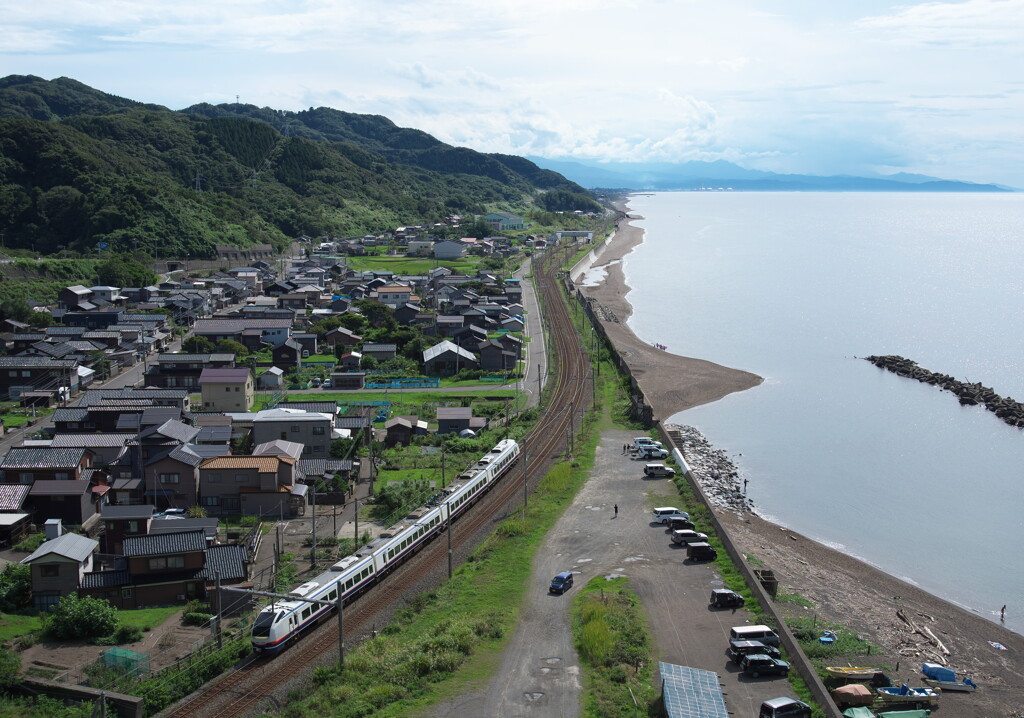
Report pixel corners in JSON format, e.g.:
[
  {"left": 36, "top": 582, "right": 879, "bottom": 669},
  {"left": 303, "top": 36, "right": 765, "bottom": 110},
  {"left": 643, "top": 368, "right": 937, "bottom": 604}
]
[
  {"left": 0, "top": 613, "right": 43, "bottom": 642},
  {"left": 572, "top": 577, "right": 658, "bottom": 717},
  {"left": 344, "top": 256, "right": 483, "bottom": 276},
  {"left": 116, "top": 606, "right": 181, "bottom": 631}
]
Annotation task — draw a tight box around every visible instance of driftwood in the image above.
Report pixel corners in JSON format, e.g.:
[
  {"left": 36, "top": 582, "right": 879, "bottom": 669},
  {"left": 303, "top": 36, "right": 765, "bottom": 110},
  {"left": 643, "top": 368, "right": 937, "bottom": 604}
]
[{"left": 898, "top": 609, "right": 950, "bottom": 656}]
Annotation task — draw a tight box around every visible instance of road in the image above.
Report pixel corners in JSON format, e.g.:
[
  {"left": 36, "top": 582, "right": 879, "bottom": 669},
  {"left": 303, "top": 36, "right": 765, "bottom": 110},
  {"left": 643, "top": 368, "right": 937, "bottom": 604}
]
[{"left": 433, "top": 430, "right": 791, "bottom": 718}]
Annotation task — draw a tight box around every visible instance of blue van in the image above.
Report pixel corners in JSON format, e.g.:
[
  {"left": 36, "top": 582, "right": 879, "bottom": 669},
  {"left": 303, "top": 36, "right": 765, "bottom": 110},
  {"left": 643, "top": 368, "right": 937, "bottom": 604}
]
[{"left": 549, "top": 572, "right": 574, "bottom": 594}]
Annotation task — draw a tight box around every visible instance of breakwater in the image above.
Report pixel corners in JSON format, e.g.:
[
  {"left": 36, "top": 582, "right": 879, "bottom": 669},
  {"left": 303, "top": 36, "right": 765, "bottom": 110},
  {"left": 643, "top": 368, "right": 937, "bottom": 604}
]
[
  {"left": 666, "top": 424, "right": 752, "bottom": 513},
  {"left": 865, "top": 355, "right": 1024, "bottom": 429}
]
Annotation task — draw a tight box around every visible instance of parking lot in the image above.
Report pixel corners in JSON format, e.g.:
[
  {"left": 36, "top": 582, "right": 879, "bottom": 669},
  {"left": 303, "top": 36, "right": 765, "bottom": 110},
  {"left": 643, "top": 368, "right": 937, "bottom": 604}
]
[{"left": 432, "top": 430, "right": 796, "bottom": 718}]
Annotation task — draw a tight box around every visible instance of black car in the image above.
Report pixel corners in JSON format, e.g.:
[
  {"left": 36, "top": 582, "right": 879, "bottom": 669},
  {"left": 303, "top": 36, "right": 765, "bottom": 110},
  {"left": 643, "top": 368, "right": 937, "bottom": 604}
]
[
  {"left": 549, "top": 572, "right": 574, "bottom": 594},
  {"left": 728, "top": 639, "right": 782, "bottom": 664},
  {"left": 739, "top": 653, "right": 791, "bottom": 678},
  {"left": 710, "top": 588, "right": 745, "bottom": 608},
  {"left": 668, "top": 516, "right": 695, "bottom": 531}
]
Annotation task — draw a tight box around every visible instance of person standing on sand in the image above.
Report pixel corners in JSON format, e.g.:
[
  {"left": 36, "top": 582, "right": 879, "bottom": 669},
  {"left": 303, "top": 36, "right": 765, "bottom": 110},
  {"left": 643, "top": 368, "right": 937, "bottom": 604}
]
[
  {"left": 1001, "top": 605, "right": 1006, "bottom": 621},
  {"left": 614, "top": 504, "right": 618, "bottom": 517}
]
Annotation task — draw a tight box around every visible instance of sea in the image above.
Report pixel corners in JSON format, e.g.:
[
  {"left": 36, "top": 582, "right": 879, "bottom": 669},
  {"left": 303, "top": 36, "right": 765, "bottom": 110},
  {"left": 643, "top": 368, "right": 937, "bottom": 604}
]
[{"left": 619, "top": 191, "right": 1024, "bottom": 636}]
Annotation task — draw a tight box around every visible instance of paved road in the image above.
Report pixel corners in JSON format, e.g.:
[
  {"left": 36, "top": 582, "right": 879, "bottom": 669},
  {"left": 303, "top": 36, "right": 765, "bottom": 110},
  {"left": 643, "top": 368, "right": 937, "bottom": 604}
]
[{"left": 433, "top": 429, "right": 791, "bottom": 718}]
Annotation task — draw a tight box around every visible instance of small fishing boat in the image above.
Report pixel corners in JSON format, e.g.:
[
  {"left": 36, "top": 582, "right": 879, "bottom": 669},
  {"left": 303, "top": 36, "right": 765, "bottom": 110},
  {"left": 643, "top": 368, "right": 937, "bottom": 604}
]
[
  {"left": 876, "top": 684, "right": 940, "bottom": 707},
  {"left": 921, "top": 662, "right": 978, "bottom": 692},
  {"left": 826, "top": 666, "right": 878, "bottom": 680}
]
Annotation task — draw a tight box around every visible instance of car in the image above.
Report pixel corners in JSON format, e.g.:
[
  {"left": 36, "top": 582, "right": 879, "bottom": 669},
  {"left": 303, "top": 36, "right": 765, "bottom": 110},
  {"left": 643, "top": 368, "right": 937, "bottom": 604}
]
[
  {"left": 643, "top": 462, "right": 675, "bottom": 477},
  {"left": 671, "top": 529, "right": 709, "bottom": 545},
  {"left": 740, "top": 653, "right": 791, "bottom": 678},
  {"left": 686, "top": 542, "right": 717, "bottom": 561},
  {"left": 667, "top": 516, "right": 695, "bottom": 531},
  {"left": 652, "top": 507, "right": 688, "bottom": 524},
  {"left": 549, "top": 572, "right": 574, "bottom": 594},
  {"left": 322, "top": 378, "right": 332, "bottom": 388},
  {"left": 310, "top": 377, "right": 322, "bottom": 387},
  {"left": 637, "top": 447, "right": 669, "bottom": 460},
  {"left": 758, "top": 697, "right": 810, "bottom": 718},
  {"left": 710, "top": 588, "right": 745, "bottom": 609},
  {"left": 633, "top": 437, "right": 661, "bottom": 447},
  {"left": 728, "top": 639, "right": 781, "bottom": 664}
]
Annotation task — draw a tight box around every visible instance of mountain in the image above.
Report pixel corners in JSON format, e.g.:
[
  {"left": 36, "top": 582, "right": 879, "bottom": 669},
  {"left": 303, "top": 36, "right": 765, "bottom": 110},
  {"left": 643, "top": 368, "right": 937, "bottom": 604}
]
[
  {"left": 526, "top": 156, "right": 1011, "bottom": 193},
  {"left": 0, "top": 75, "right": 599, "bottom": 258}
]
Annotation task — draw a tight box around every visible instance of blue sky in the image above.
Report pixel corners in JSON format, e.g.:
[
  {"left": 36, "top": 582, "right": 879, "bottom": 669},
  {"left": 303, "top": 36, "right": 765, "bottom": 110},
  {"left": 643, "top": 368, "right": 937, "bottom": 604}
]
[{"left": 2, "top": 0, "right": 1023, "bottom": 187}]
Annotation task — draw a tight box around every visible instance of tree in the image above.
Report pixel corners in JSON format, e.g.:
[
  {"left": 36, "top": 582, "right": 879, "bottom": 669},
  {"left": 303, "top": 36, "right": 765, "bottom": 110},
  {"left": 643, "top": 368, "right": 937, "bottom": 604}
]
[
  {"left": 96, "top": 255, "right": 157, "bottom": 287},
  {"left": 216, "top": 339, "right": 249, "bottom": 357},
  {"left": 183, "top": 335, "right": 216, "bottom": 353},
  {"left": 0, "top": 564, "right": 32, "bottom": 612},
  {"left": 42, "top": 594, "right": 118, "bottom": 640}
]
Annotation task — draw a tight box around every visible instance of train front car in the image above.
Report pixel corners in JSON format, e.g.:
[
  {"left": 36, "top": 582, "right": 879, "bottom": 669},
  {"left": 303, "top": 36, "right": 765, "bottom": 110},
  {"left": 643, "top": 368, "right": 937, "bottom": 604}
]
[{"left": 251, "top": 602, "right": 301, "bottom": 655}]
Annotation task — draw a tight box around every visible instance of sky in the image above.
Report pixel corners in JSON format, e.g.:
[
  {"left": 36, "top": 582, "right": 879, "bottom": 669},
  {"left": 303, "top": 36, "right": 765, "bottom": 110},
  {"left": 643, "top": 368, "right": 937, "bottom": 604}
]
[{"left": 2, "top": 0, "right": 1024, "bottom": 187}]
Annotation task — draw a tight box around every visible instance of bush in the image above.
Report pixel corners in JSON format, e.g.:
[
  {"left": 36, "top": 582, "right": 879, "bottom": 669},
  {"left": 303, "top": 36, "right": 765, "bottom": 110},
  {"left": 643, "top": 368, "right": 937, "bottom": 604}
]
[
  {"left": 0, "top": 563, "right": 33, "bottom": 612},
  {"left": 42, "top": 595, "right": 118, "bottom": 641},
  {"left": 0, "top": 648, "right": 20, "bottom": 688},
  {"left": 115, "top": 624, "right": 144, "bottom": 644},
  {"left": 13, "top": 533, "right": 46, "bottom": 553},
  {"left": 182, "top": 612, "right": 215, "bottom": 627}
]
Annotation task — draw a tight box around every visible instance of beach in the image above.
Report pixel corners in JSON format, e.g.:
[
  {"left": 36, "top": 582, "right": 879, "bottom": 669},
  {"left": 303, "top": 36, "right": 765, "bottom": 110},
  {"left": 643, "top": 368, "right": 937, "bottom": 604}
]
[{"left": 578, "top": 204, "right": 1024, "bottom": 717}]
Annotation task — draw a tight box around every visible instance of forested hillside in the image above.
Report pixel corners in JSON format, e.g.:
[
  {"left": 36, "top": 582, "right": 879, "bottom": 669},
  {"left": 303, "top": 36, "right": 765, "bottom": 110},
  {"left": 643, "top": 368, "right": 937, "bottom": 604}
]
[{"left": 0, "top": 75, "right": 599, "bottom": 258}]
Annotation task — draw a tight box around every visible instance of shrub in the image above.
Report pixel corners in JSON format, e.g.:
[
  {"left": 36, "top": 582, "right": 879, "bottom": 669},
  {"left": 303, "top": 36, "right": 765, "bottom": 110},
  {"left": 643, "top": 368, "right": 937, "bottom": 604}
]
[
  {"left": 13, "top": 533, "right": 46, "bottom": 553},
  {"left": 115, "top": 624, "right": 144, "bottom": 644},
  {"left": 0, "top": 648, "right": 20, "bottom": 688},
  {"left": 0, "top": 563, "right": 32, "bottom": 612},
  {"left": 182, "top": 612, "right": 215, "bottom": 627},
  {"left": 42, "top": 594, "right": 118, "bottom": 640}
]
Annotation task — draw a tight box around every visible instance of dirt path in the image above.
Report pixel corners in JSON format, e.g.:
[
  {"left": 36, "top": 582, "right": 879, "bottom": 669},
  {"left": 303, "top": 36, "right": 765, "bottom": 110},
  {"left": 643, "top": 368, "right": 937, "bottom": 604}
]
[{"left": 430, "top": 431, "right": 792, "bottom": 718}]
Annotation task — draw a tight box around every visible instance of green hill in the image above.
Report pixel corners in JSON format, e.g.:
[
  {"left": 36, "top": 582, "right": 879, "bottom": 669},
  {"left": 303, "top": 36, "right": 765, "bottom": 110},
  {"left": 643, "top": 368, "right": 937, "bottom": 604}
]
[{"left": 0, "top": 75, "right": 600, "bottom": 258}]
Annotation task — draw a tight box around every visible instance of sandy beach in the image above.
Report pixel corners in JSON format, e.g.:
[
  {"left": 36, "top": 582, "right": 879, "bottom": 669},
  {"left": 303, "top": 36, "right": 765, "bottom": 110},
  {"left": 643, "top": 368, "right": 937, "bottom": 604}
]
[{"left": 578, "top": 203, "right": 1024, "bottom": 717}]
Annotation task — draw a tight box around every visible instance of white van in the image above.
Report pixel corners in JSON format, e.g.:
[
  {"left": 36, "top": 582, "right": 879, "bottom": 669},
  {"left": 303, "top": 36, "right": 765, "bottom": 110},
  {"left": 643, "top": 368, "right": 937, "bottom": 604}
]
[
  {"left": 729, "top": 624, "right": 781, "bottom": 647},
  {"left": 759, "top": 697, "right": 810, "bottom": 718},
  {"left": 644, "top": 463, "right": 675, "bottom": 478},
  {"left": 633, "top": 437, "right": 663, "bottom": 449}
]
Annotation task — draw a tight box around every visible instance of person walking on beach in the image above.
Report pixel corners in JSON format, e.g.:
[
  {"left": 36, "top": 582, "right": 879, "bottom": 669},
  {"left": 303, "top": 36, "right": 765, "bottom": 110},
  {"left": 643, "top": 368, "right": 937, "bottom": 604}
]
[
  {"left": 1001, "top": 605, "right": 1006, "bottom": 621},
  {"left": 622, "top": 444, "right": 627, "bottom": 454},
  {"left": 613, "top": 504, "right": 618, "bottom": 517}
]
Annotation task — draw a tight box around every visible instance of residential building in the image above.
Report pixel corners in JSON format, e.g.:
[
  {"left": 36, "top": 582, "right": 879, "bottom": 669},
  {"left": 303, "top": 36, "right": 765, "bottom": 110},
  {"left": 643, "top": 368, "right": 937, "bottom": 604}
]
[
  {"left": 0, "top": 447, "right": 94, "bottom": 484},
  {"left": 251, "top": 409, "right": 334, "bottom": 457},
  {"left": 22, "top": 532, "right": 98, "bottom": 611},
  {"left": 199, "top": 368, "right": 254, "bottom": 412},
  {"left": 144, "top": 353, "right": 236, "bottom": 390},
  {"left": 0, "top": 357, "right": 79, "bottom": 400},
  {"left": 423, "top": 341, "right": 479, "bottom": 376},
  {"left": 198, "top": 455, "right": 306, "bottom": 517}
]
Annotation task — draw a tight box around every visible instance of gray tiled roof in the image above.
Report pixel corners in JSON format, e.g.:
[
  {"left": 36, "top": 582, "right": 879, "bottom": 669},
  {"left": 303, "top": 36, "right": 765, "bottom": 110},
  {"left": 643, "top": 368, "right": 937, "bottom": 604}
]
[
  {"left": 51, "top": 433, "right": 134, "bottom": 448},
  {"left": 101, "top": 505, "right": 155, "bottom": 520},
  {"left": 122, "top": 529, "right": 207, "bottom": 557},
  {"left": 0, "top": 447, "right": 87, "bottom": 469},
  {"left": 80, "top": 570, "right": 131, "bottom": 589},
  {"left": 198, "top": 544, "right": 248, "bottom": 582},
  {"left": 29, "top": 480, "right": 92, "bottom": 496},
  {"left": 52, "top": 407, "right": 89, "bottom": 422},
  {"left": 0, "top": 484, "right": 31, "bottom": 511},
  {"left": 296, "top": 458, "right": 353, "bottom": 477},
  {"left": 81, "top": 388, "right": 188, "bottom": 406},
  {"left": 0, "top": 356, "right": 77, "bottom": 368}
]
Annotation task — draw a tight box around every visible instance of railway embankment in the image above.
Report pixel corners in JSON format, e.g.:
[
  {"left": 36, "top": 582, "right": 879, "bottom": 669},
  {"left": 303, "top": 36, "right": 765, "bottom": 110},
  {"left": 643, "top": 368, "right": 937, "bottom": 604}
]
[{"left": 865, "top": 354, "right": 1024, "bottom": 428}]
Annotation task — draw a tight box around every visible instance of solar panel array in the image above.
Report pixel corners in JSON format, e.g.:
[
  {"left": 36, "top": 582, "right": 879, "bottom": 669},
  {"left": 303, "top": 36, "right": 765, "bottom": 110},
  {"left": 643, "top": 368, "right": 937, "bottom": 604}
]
[{"left": 659, "top": 662, "right": 728, "bottom": 718}]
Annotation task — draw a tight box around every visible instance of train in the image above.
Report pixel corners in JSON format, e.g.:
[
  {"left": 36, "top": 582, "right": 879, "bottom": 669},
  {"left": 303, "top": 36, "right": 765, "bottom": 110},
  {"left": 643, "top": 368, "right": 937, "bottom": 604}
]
[{"left": 251, "top": 438, "right": 521, "bottom": 655}]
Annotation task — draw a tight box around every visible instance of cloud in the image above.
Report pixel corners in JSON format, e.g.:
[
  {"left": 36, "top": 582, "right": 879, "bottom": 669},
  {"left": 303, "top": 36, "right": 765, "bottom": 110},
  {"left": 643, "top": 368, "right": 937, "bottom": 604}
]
[
  {"left": 0, "top": 25, "right": 68, "bottom": 53},
  {"left": 390, "top": 63, "right": 501, "bottom": 91},
  {"left": 857, "top": 0, "right": 1024, "bottom": 48}
]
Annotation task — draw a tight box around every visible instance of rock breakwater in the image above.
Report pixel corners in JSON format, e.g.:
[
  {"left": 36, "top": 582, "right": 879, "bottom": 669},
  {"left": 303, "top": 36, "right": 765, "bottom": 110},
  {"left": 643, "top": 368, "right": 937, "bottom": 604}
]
[
  {"left": 666, "top": 424, "right": 752, "bottom": 512},
  {"left": 865, "top": 354, "right": 1024, "bottom": 428}
]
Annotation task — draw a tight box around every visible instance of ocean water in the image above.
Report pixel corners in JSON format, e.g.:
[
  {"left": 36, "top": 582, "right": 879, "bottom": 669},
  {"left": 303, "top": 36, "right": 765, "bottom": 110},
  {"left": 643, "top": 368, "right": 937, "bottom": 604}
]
[{"left": 622, "top": 192, "right": 1024, "bottom": 635}]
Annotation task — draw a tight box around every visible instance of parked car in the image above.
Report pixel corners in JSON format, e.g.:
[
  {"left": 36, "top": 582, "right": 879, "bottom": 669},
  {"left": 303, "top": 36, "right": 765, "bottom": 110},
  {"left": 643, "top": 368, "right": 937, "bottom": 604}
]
[
  {"left": 633, "top": 437, "right": 662, "bottom": 448},
  {"left": 686, "top": 542, "right": 717, "bottom": 561},
  {"left": 637, "top": 447, "right": 669, "bottom": 460},
  {"left": 758, "top": 697, "right": 810, "bottom": 718},
  {"left": 728, "top": 639, "right": 781, "bottom": 664},
  {"left": 643, "top": 462, "right": 675, "bottom": 477},
  {"left": 710, "top": 588, "right": 745, "bottom": 609},
  {"left": 549, "top": 572, "right": 574, "bottom": 595},
  {"left": 740, "top": 653, "right": 791, "bottom": 678},
  {"left": 667, "top": 516, "right": 695, "bottom": 531},
  {"left": 652, "top": 507, "right": 688, "bottom": 524},
  {"left": 671, "top": 529, "right": 709, "bottom": 545},
  {"left": 310, "top": 377, "right": 322, "bottom": 387},
  {"left": 322, "top": 378, "right": 332, "bottom": 388}
]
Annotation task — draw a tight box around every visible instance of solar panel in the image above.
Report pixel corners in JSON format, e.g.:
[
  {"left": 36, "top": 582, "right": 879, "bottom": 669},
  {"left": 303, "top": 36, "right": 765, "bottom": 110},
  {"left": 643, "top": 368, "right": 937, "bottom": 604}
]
[{"left": 660, "top": 662, "right": 728, "bottom": 718}]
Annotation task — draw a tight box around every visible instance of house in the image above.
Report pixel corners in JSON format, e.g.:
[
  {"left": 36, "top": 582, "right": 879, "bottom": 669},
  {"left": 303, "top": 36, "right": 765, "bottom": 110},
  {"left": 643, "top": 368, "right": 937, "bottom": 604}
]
[
  {"left": 0, "top": 447, "right": 94, "bottom": 484},
  {"left": 374, "top": 285, "right": 414, "bottom": 307},
  {"left": 0, "top": 357, "right": 79, "bottom": 401},
  {"left": 500, "top": 316, "right": 525, "bottom": 333},
  {"left": 193, "top": 318, "right": 292, "bottom": 349},
  {"left": 144, "top": 353, "right": 236, "bottom": 390},
  {"left": 101, "top": 504, "right": 154, "bottom": 555},
  {"left": 79, "top": 528, "right": 245, "bottom": 609},
  {"left": 324, "top": 326, "right": 362, "bottom": 347},
  {"left": 272, "top": 339, "right": 303, "bottom": 370},
  {"left": 199, "top": 368, "right": 254, "bottom": 412},
  {"left": 436, "top": 407, "right": 485, "bottom": 435},
  {"left": 140, "top": 443, "right": 203, "bottom": 511},
  {"left": 478, "top": 340, "right": 517, "bottom": 372},
  {"left": 50, "top": 433, "right": 134, "bottom": 467},
  {"left": 258, "top": 366, "right": 285, "bottom": 388},
  {"left": 339, "top": 352, "right": 362, "bottom": 371},
  {"left": 26, "top": 480, "right": 102, "bottom": 527},
  {"left": 328, "top": 372, "right": 367, "bottom": 390},
  {"left": 198, "top": 455, "right": 306, "bottom": 518},
  {"left": 383, "top": 416, "right": 429, "bottom": 447},
  {"left": 433, "top": 241, "right": 466, "bottom": 260},
  {"left": 251, "top": 408, "right": 334, "bottom": 457},
  {"left": 22, "top": 531, "right": 98, "bottom": 610},
  {"left": 483, "top": 212, "right": 526, "bottom": 231},
  {"left": 361, "top": 344, "right": 397, "bottom": 362},
  {"left": 423, "top": 341, "right": 478, "bottom": 376}
]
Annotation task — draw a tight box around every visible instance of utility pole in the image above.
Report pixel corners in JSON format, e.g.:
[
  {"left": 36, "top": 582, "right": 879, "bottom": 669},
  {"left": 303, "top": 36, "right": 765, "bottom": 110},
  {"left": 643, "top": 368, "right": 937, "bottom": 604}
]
[
  {"left": 446, "top": 502, "right": 453, "bottom": 579},
  {"left": 440, "top": 444, "right": 447, "bottom": 488},
  {"left": 522, "top": 449, "right": 528, "bottom": 522},
  {"left": 353, "top": 497, "right": 360, "bottom": 548},
  {"left": 215, "top": 570, "right": 223, "bottom": 649},
  {"left": 310, "top": 483, "right": 317, "bottom": 567},
  {"left": 569, "top": 400, "right": 574, "bottom": 454},
  {"left": 537, "top": 363, "right": 542, "bottom": 409}
]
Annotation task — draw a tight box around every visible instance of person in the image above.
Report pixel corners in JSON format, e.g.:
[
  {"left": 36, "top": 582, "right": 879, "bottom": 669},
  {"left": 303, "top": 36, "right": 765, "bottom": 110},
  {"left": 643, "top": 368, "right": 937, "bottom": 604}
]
[
  {"left": 1001, "top": 605, "right": 1006, "bottom": 621},
  {"left": 614, "top": 504, "right": 618, "bottom": 517}
]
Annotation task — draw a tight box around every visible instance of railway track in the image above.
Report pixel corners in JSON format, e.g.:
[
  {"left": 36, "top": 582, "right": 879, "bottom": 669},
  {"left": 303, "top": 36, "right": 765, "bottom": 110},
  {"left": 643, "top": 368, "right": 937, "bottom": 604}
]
[{"left": 162, "top": 242, "right": 591, "bottom": 717}]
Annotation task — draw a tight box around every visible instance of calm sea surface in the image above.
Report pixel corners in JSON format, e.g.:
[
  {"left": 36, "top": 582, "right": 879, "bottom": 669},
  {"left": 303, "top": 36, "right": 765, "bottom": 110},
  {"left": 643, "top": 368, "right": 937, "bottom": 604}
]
[{"left": 622, "top": 192, "right": 1024, "bottom": 635}]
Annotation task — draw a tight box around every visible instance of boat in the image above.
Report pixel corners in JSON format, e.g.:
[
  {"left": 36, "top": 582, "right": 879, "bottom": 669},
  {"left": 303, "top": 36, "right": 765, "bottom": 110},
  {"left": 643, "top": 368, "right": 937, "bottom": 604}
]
[
  {"left": 876, "top": 684, "right": 940, "bottom": 707},
  {"left": 921, "top": 662, "right": 978, "bottom": 692},
  {"left": 826, "top": 666, "right": 879, "bottom": 680}
]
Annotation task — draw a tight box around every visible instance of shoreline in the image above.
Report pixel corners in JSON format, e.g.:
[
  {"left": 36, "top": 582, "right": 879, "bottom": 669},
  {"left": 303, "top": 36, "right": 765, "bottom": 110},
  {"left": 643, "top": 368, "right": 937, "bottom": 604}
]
[{"left": 579, "top": 196, "right": 1024, "bottom": 716}]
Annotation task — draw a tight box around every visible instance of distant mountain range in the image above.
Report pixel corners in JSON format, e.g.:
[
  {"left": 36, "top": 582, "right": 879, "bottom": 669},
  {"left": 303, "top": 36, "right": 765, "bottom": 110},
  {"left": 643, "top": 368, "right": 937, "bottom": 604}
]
[{"left": 526, "top": 157, "right": 1014, "bottom": 193}]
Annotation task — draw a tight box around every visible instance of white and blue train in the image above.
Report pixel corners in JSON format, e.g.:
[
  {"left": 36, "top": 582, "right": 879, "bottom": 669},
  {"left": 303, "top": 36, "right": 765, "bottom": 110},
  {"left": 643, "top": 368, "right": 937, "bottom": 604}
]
[{"left": 251, "top": 438, "right": 520, "bottom": 655}]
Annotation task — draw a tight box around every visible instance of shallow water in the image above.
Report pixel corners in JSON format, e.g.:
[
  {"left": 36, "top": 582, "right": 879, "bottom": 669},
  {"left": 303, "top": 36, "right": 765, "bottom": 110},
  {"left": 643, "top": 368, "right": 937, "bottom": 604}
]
[{"left": 622, "top": 191, "right": 1024, "bottom": 635}]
